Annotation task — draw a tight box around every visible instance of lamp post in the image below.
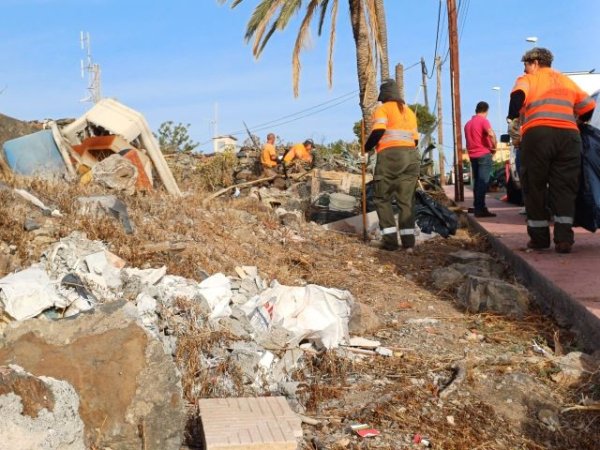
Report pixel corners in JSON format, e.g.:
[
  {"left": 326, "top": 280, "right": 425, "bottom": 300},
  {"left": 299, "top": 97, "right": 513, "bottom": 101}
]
[
  {"left": 526, "top": 36, "right": 538, "bottom": 46},
  {"left": 491, "top": 86, "right": 502, "bottom": 134}
]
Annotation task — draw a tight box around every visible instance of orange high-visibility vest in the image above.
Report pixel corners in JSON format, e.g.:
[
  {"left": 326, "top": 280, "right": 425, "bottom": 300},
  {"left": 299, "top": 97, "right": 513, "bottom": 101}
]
[
  {"left": 261, "top": 143, "right": 277, "bottom": 168},
  {"left": 372, "top": 102, "right": 419, "bottom": 152},
  {"left": 512, "top": 67, "right": 596, "bottom": 135},
  {"left": 283, "top": 143, "right": 312, "bottom": 164}
]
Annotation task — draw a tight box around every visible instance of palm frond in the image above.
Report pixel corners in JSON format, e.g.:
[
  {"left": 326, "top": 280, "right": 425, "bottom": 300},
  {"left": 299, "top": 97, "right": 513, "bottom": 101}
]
[
  {"left": 327, "top": 0, "right": 339, "bottom": 88},
  {"left": 317, "top": 0, "right": 330, "bottom": 36},
  {"left": 276, "top": 0, "right": 303, "bottom": 30},
  {"left": 292, "top": 0, "right": 320, "bottom": 97},
  {"left": 245, "top": 0, "right": 282, "bottom": 43}
]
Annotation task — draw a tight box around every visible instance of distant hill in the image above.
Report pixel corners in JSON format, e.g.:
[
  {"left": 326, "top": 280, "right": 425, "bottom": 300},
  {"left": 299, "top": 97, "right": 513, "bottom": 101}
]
[{"left": 0, "top": 113, "right": 42, "bottom": 147}]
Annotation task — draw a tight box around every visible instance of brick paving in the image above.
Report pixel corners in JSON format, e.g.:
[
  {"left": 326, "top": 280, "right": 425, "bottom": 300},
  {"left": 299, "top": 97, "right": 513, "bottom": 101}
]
[{"left": 198, "top": 397, "right": 302, "bottom": 450}]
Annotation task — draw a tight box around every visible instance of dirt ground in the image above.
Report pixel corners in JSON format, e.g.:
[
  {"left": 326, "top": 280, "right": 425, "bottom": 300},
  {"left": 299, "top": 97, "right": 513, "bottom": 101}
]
[{"left": 0, "top": 149, "right": 599, "bottom": 449}]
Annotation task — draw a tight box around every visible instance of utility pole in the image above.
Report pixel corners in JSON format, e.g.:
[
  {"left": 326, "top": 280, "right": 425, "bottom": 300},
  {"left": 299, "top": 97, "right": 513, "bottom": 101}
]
[
  {"left": 436, "top": 56, "right": 445, "bottom": 185},
  {"left": 395, "top": 63, "right": 404, "bottom": 99},
  {"left": 447, "top": 0, "right": 464, "bottom": 201},
  {"left": 420, "top": 57, "right": 430, "bottom": 110}
]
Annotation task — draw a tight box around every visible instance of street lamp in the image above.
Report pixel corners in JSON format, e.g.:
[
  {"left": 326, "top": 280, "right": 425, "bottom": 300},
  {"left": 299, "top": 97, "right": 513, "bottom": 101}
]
[
  {"left": 491, "top": 86, "right": 502, "bottom": 134},
  {"left": 525, "top": 36, "right": 538, "bottom": 46}
]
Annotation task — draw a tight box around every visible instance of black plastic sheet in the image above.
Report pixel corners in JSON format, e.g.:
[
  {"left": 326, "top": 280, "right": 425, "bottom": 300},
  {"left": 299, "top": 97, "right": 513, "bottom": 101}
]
[{"left": 575, "top": 124, "right": 600, "bottom": 232}]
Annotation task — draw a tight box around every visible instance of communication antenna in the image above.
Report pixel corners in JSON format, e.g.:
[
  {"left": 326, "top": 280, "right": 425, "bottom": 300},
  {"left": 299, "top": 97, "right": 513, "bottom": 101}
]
[{"left": 80, "top": 31, "right": 102, "bottom": 103}]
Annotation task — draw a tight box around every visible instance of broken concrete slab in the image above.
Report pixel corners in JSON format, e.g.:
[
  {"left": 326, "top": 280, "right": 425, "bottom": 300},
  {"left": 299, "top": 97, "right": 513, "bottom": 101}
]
[
  {"left": 90, "top": 154, "right": 138, "bottom": 195},
  {"left": 457, "top": 275, "right": 529, "bottom": 318},
  {"left": 75, "top": 195, "right": 134, "bottom": 234},
  {"left": 0, "top": 301, "right": 186, "bottom": 450},
  {"left": 198, "top": 397, "right": 302, "bottom": 450},
  {"left": 0, "top": 365, "right": 85, "bottom": 450},
  {"left": 348, "top": 302, "right": 383, "bottom": 335}
]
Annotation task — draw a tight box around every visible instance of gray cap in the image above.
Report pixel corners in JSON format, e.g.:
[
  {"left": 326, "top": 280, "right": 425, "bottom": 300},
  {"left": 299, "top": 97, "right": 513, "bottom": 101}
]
[{"left": 521, "top": 47, "right": 553, "bottom": 67}]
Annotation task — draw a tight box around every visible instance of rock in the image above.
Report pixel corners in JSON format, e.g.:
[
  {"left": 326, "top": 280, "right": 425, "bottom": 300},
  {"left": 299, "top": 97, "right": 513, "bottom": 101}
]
[
  {"left": 457, "top": 276, "right": 529, "bottom": 318},
  {"left": 23, "top": 217, "right": 41, "bottom": 232},
  {"left": 348, "top": 302, "right": 383, "bottom": 335},
  {"left": 406, "top": 317, "right": 440, "bottom": 325},
  {"left": 75, "top": 195, "right": 134, "bottom": 234},
  {"left": 0, "top": 301, "right": 185, "bottom": 450},
  {"left": 0, "top": 365, "right": 85, "bottom": 450},
  {"left": 537, "top": 408, "right": 560, "bottom": 431},
  {"left": 431, "top": 266, "right": 463, "bottom": 290},
  {"left": 449, "top": 250, "right": 493, "bottom": 263},
  {"left": 551, "top": 352, "right": 598, "bottom": 387}
]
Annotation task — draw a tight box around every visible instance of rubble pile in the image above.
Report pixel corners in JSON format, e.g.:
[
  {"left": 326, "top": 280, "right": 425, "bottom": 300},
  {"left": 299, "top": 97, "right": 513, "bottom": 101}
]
[{"left": 1, "top": 107, "right": 600, "bottom": 449}]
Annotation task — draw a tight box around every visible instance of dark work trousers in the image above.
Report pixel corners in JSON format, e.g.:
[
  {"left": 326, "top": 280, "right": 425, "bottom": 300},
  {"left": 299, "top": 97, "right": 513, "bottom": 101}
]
[
  {"left": 470, "top": 153, "right": 493, "bottom": 212},
  {"left": 520, "top": 126, "right": 581, "bottom": 246},
  {"left": 373, "top": 146, "right": 420, "bottom": 248}
]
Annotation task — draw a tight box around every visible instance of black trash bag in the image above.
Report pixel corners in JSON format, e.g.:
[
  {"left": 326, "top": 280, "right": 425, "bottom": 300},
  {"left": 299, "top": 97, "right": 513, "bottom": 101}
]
[
  {"left": 415, "top": 190, "right": 458, "bottom": 238},
  {"left": 574, "top": 124, "right": 600, "bottom": 232}
]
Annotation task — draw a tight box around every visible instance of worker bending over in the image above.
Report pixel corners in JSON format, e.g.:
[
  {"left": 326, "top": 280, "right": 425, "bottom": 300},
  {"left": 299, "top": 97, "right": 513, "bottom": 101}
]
[
  {"left": 283, "top": 139, "right": 314, "bottom": 167},
  {"left": 363, "top": 79, "right": 420, "bottom": 251},
  {"left": 508, "top": 47, "right": 595, "bottom": 253}
]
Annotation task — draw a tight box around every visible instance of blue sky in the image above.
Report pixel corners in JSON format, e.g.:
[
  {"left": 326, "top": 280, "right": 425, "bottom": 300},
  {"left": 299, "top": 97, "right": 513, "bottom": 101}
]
[{"left": 1, "top": 0, "right": 599, "bottom": 164}]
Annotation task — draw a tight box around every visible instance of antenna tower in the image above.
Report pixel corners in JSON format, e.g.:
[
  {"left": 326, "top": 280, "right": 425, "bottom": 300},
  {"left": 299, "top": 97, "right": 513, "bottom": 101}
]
[{"left": 80, "top": 31, "right": 102, "bottom": 103}]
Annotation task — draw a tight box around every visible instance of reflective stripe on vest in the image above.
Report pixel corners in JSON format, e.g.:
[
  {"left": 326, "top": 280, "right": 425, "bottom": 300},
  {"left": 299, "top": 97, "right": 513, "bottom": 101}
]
[
  {"left": 381, "top": 226, "right": 397, "bottom": 235},
  {"left": 522, "top": 97, "right": 577, "bottom": 126},
  {"left": 554, "top": 215, "right": 573, "bottom": 224},
  {"left": 575, "top": 96, "right": 595, "bottom": 112},
  {"left": 527, "top": 220, "right": 549, "bottom": 227},
  {"left": 380, "top": 129, "right": 415, "bottom": 144}
]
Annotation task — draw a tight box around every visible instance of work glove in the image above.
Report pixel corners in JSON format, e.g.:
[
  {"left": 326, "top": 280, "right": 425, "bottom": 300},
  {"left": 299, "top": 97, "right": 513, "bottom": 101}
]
[
  {"left": 359, "top": 153, "right": 370, "bottom": 165},
  {"left": 507, "top": 118, "right": 521, "bottom": 147},
  {"left": 277, "top": 155, "right": 283, "bottom": 162}
]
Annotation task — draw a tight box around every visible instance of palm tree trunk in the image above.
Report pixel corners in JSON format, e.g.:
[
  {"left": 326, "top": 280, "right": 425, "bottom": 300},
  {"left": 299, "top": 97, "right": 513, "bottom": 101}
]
[
  {"left": 374, "top": 0, "right": 389, "bottom": 81},
  {"left": 349, "top": 0, "right": 378, "bottom": 135}
]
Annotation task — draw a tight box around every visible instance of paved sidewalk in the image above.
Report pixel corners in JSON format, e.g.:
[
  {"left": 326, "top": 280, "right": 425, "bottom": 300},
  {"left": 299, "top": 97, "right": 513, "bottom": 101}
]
[{"left": 444, "top": 185, "right": 600, "bottom": 350}]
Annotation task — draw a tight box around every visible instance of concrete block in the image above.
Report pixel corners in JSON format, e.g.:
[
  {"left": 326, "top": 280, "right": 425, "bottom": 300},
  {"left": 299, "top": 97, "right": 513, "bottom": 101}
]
[{"left": 198, "top": 397, "right": 302, "bottom": 450}]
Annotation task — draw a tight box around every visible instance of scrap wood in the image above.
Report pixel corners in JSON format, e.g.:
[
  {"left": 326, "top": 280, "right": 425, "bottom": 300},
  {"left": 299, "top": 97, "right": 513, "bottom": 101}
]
[
  {"left": 298, "top": 414, "right": 321, "bottom": 426},
  {"left": 202, "top": 176, "right": 277, "bottom": 206},
  {"left": 141, "top": 241, "right": 188, "bottom": 254},
  {"left": 202, "top": 172, "right": 310, "bottom": 206},
  {"left": 562, "top": 404, "right": 600, "bottom": 413}
]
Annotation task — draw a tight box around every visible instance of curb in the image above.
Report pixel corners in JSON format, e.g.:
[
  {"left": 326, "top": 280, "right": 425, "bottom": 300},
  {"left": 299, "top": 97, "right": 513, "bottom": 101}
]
[{"left": 465, "top": 213, "right": 600, "bottom": 352}]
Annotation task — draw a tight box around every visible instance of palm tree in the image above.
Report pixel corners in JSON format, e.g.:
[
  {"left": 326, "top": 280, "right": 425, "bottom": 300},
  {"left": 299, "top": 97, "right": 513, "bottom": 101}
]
[
  {"left": 374, "top": 0, "right": 389, "bottom": 81},
  {"left": 219, "top": 0, "right": 386, "bottom": 131}
]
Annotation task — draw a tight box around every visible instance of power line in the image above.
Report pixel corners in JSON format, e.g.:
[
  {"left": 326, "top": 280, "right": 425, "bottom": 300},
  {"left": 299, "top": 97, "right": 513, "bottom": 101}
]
[
  {"left": 244, "top": 94, "right": 357, "bottom": 136},
  {"left": 428, "top": 0, "right": 443, "bottom": 79},
  {"left": 226, "top": 89, "right": 358, "bottom": 136}
]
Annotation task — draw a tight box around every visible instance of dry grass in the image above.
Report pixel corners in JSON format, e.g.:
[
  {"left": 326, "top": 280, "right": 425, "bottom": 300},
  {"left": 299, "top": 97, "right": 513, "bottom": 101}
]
[{"left": 2, "top": 171, "right": 600, "bottom": 450}]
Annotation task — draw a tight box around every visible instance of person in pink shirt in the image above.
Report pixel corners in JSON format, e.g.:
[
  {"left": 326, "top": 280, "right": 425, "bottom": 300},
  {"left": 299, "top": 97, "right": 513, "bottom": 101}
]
[{"left": 464, "top": 101, "right": 498, "bottom": 217}]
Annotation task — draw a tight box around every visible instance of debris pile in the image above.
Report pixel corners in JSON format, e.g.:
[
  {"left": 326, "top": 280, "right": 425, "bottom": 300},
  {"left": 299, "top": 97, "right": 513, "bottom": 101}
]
[{"left": 2, "top": 99, "right": 181, "bottom": 196}]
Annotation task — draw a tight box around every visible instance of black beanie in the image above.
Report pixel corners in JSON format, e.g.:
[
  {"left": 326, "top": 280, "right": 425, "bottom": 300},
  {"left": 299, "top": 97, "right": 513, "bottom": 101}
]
[{"left": 378, "top": 79, "right": 402, "bottom": 102}]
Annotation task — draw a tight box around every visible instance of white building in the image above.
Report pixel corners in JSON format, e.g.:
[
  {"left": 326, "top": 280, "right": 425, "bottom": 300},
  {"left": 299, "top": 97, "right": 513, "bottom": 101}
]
[{"left": 212, "top": 135, "right": 238, "bottom": 154}]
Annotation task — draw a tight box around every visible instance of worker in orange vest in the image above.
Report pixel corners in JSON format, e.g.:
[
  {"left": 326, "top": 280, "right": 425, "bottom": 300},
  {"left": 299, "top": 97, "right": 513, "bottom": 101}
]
[
  {"left": 283, "top": 139, "right": 314, "bottom": 167},
  {"left": 508, "top": 47, "right": 596, "bottom": 253},
  {"left": 260, "top": 132, "right": 279, "bottom": 176},
  {"left": 363, "top": 79, "right": 420, "bottom": 251}
]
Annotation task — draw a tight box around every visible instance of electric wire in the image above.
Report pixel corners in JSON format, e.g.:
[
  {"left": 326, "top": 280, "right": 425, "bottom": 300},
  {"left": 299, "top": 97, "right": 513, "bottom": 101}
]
[
  {"left": 230, "top": 93, "right": 358, "bottom": 138},
  {"left": 227, "top": 89, "right": 358, "bottom": 136},
  {"left": 428, "top": 0, "right": 443, "bottom": 79}
]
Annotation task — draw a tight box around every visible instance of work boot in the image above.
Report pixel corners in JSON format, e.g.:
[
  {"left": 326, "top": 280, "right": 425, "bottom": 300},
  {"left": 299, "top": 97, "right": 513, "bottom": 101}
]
[
  {"left": 555, "top": 242, "right": 573, "bottom": 254},
  {"left": 474, "top": 208, "right": 496, "bottom": 218},
  {"left": 369, "top": 240, "right": 400, "bottom": 251},
  {"left": 527, "top": 240, "right": 550, "bottom": 250}
]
